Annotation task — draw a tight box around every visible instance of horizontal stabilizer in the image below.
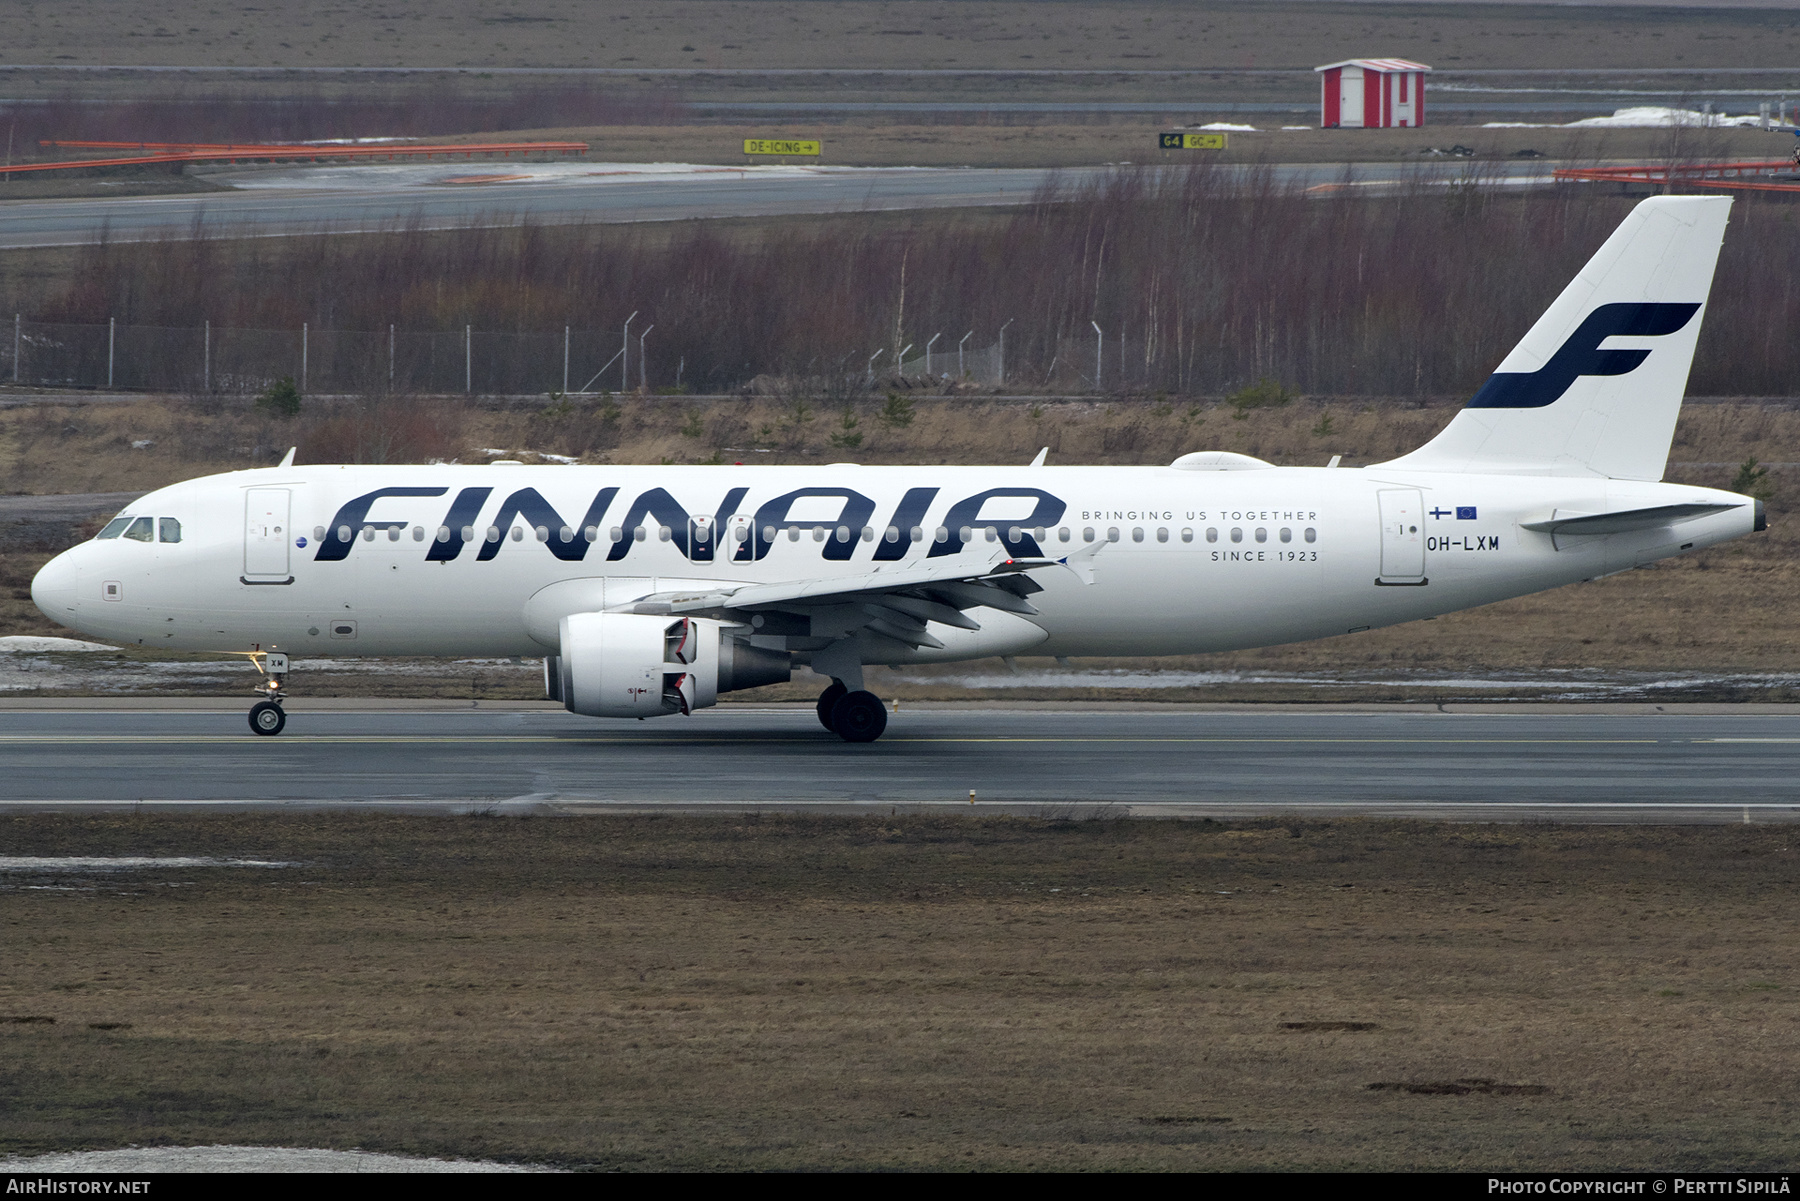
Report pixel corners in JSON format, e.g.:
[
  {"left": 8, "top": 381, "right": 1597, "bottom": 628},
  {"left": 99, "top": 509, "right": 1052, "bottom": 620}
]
[{"left": 1520, "top": 502, "right": 1741, "bottom": 536}]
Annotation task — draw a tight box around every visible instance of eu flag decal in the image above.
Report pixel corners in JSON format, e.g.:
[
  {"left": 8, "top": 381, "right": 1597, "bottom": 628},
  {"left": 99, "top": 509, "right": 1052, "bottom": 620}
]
[{"left": 1456, "top": 506, "right": 1478, "bottom": 520}]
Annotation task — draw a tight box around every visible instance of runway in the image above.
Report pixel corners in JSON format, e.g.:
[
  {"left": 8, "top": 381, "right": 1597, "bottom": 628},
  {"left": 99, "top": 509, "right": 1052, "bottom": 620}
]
[
  {"left": 0, "top": 161, "right": 1552, "bottom": 249},
  {"left": 2, "top": 702, "right": 1796, "bottom": 821}
]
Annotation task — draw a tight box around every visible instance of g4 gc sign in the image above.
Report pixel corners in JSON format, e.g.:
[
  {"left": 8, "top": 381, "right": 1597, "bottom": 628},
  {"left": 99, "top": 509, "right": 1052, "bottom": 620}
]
[{"left": 1160, "top": 133, "right": 1228, "bottom": 150}]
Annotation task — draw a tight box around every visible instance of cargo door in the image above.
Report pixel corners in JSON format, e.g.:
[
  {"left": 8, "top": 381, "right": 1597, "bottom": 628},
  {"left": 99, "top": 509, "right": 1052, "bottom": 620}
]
[
  {"left": 243, "top": 488, "right": 293, "bottom": 583},
  {"left": 1377, "top": 488, "right": 1427, "bottom": 584}
]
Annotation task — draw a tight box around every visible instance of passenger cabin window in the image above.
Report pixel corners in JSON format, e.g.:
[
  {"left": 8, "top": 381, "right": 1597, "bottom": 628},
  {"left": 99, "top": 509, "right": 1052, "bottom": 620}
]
[
  {"left": 123, "top": 517, "right": 154, "bottom": 542},
  {"left": 1206, "top": 528, "right": 1218, "bottom": 543},
  {"left": 97, "top": 517, "right": 132, "bottom": 540},
  {"left": 158, "top": 518, "right": 182, "bottom": 543},
  {"left": 1305, "top": 527, "right": 1317, "bottom": 543}
]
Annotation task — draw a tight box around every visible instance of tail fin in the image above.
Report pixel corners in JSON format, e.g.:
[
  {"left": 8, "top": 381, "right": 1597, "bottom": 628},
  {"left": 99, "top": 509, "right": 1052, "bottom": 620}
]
[{"left": 1377, "top": 195, "right": 1731, "bottom": 480}]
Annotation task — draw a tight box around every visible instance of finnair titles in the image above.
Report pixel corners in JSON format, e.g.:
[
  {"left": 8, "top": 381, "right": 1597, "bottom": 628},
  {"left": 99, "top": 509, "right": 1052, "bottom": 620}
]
[{"left": 31, "top": 196, "right": 1762, "bottom": 741}]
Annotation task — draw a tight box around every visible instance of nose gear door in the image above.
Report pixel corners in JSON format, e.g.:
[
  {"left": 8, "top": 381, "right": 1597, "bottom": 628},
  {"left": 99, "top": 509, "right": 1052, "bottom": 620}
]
[
  {"left": 244, "top": 488, "right": 293, "bottom": 583},
  {"left": 1377, "top": 488, "right": 1427, "bottom": 585}
]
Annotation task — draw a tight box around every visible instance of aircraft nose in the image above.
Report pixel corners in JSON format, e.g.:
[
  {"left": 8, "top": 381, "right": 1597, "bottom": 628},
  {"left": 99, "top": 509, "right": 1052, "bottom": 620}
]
[{"left": 30, "top": 550, "right": 81, "bottom": 621}]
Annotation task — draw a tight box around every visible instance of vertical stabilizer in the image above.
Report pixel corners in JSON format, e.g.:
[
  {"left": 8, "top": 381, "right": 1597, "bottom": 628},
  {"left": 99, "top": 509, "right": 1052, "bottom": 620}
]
[{"left": 1376, "top": 195, "right": 1731, "bottom": 479}]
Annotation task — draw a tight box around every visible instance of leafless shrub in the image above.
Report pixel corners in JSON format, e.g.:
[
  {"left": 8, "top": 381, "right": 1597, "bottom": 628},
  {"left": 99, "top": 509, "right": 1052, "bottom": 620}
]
[
  {"left": 296, "top": 393, "right": 467, "bottom": 465},
  {"left": 15, "top": 171, "right": 1800, "bottom": 398}
]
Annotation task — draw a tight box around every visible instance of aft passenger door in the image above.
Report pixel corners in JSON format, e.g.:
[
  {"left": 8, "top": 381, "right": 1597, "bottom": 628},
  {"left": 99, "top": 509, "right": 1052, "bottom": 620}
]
[
  {"left": 243, "top": 488, "right": 293, "bottom": 583},
  {"left": 1376, "top": 488, "right": 1426, "bottom": 585}
]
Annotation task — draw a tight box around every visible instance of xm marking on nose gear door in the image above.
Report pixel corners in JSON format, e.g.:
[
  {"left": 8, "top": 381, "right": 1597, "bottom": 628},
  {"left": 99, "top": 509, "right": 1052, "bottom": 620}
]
[
  {"left": 1377, "top": 488, "right": 1428, "bottom": 585},
  {"left": 243, "top": 488, "right": 294, "bottom": 584}
]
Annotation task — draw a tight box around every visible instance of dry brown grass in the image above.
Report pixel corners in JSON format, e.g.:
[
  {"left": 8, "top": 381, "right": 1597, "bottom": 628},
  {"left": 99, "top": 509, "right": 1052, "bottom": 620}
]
[
  {"left": 1, "top": 813, "right": 1794, "bottom": 1170},
  {"left": 476, "top": 121, "right": 1789, "bottom": 170}
]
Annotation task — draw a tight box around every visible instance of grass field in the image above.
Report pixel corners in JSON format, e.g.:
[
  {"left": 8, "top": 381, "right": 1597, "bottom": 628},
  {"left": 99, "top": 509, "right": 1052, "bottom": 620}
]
[
  {"left": 1, "top": 813, "right": 1794, "bottom": 1170},
  {"left": 424, "top": 120, "right": 1789, "bottom": 169}
]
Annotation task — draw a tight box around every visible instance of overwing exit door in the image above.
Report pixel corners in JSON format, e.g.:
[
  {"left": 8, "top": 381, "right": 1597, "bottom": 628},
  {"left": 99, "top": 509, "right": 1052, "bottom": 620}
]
[
  {"left": 688, "top": 514, "right": 715, "bottom": 562},
  {"left": 244, "top": 488, "right": 293, "bottom": 583},
  {"left": 1377, "top": 488, "right": 1427, "bottom": 584}
]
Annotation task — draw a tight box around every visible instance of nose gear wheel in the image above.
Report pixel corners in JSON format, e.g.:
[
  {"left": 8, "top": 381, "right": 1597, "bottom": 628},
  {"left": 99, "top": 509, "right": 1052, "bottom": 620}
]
[{"left": 248, "top": 700, "right": 286, "bottom": 736}]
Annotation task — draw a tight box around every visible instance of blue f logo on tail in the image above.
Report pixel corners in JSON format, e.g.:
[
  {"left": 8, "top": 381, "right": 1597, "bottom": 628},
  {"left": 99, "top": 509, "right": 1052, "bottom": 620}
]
[{"left": 1468, "top": 302, "right": 1701, "bottom": 410}]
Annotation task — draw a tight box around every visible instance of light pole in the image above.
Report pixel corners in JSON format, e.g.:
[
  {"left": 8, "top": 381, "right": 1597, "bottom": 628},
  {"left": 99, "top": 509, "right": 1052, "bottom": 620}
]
[
  {"left": 638, "top": 324, "right": 654, "bottom": 391},
  {"left": 958, "top": 330, "right": 972, "bottom": 379},
  {"left": 925, "top": 332, "right": 940, "bottom": 378},
  {"left": 621, "top": 310, "right": 638, "bottom": 393},
  {"left": 997, "top": 318, "right": 1014, "bottom": 388},
  {"left": 1091, "top": 320, "right": 1103, "bottom": 391}
]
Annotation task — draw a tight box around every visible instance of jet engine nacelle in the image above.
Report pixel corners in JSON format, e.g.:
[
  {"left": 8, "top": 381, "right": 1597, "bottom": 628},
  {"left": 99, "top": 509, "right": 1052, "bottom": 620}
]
[{"left": 550, "top": 612, "right": 789, "bottom": 718}]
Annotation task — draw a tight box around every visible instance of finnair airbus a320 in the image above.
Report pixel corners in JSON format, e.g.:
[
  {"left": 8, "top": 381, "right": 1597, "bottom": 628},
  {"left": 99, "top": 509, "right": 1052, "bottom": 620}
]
[{"left": 31, "top": 196, "right": 1762, "bottom": 741}]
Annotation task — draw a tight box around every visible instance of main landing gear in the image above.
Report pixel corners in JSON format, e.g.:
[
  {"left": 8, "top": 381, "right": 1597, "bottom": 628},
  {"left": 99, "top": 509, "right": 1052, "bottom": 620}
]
[
  {"left": 242, "top": 649, "right": 289, "bottom": 737},
  {"left": 816, "top": 680, "right": 888, "bottom": 743}
]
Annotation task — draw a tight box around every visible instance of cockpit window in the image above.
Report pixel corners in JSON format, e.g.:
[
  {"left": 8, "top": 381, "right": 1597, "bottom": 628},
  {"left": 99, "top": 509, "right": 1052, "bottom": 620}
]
[
  {"left": 122, "top": 517, "right": 155, "bottom": 542},
  {"left": 96, "top": 517, "right": 133, "bottom": 540},
  {"left": 158, "top": 518, "right": 182, "bottom": 544}
]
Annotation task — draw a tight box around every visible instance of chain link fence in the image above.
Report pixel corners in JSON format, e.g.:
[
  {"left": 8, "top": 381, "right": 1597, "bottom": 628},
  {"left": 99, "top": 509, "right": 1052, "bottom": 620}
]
[
  {"left": 894, "top": 343, "right": 1000, "bottom": 386},
  {"left": 0, "top": 318, "right": 663, "bottom": 397}
]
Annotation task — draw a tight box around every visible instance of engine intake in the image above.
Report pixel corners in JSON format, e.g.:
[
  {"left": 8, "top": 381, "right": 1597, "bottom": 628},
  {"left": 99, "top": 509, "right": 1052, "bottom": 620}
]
[{"left": 553, "top": 612, "right": 789, "bottom": 718}]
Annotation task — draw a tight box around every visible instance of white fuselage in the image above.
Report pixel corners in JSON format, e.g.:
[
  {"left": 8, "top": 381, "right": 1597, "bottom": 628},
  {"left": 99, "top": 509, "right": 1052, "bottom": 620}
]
[{"left": 30, "top": 462, "right": 1755, "bottom": 662}]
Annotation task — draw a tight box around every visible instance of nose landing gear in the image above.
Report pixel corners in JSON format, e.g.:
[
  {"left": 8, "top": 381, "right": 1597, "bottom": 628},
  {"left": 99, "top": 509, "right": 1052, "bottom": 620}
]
[
  {"left": 249, "top": 700, "right": 286, "bottom": 736},
  {"left": 236, "top": 649, "right": 289, "bottom": 736}
]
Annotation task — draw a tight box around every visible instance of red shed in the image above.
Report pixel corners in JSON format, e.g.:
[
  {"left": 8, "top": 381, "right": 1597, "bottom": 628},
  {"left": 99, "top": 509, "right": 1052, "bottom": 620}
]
[{"left": 1316, "top": 59, "right": 1431, "bottom": 129}]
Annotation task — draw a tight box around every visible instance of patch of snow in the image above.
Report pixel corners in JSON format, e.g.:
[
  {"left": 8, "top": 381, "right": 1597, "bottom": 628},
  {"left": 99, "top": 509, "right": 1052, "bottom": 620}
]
[
  {"left": 1280, "top": 126, "right": 1313, "bottom": 131},
  {"left": 0, "top": 636, "right": 116, "bottom": 653},
  {"left": 212, "top": 160, "right": 889, "bottom": 192},
  {"left": 0, "top": 857, "right": 295, "bottom": 871},
  {"left": 1565, "top": 106, "right": 1767, "bottom": 129},
  {"left": 0, "top": 1146, "right": 544, "bottom": 1173},
  {"left": 1195, "top": 122, "right": 1257, "bottom": 132}
]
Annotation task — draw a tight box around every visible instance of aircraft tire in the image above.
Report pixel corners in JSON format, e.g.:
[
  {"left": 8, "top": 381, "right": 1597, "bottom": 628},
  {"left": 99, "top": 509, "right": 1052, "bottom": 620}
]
[
  {"left": 248, "top": 701, "right": 286, "bottom": 737},
  {"left": 816, "top": 682, "right": 848, "bottom": 731},
  {"left": 829, "top": 690, "right": 887, "bottom": 743}
]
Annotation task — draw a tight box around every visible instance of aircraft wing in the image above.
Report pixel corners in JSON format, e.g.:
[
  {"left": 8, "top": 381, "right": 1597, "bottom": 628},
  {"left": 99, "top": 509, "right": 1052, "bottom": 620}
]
[{"left": 617, "top": 547, "right": 1097, "bottom": 649}]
